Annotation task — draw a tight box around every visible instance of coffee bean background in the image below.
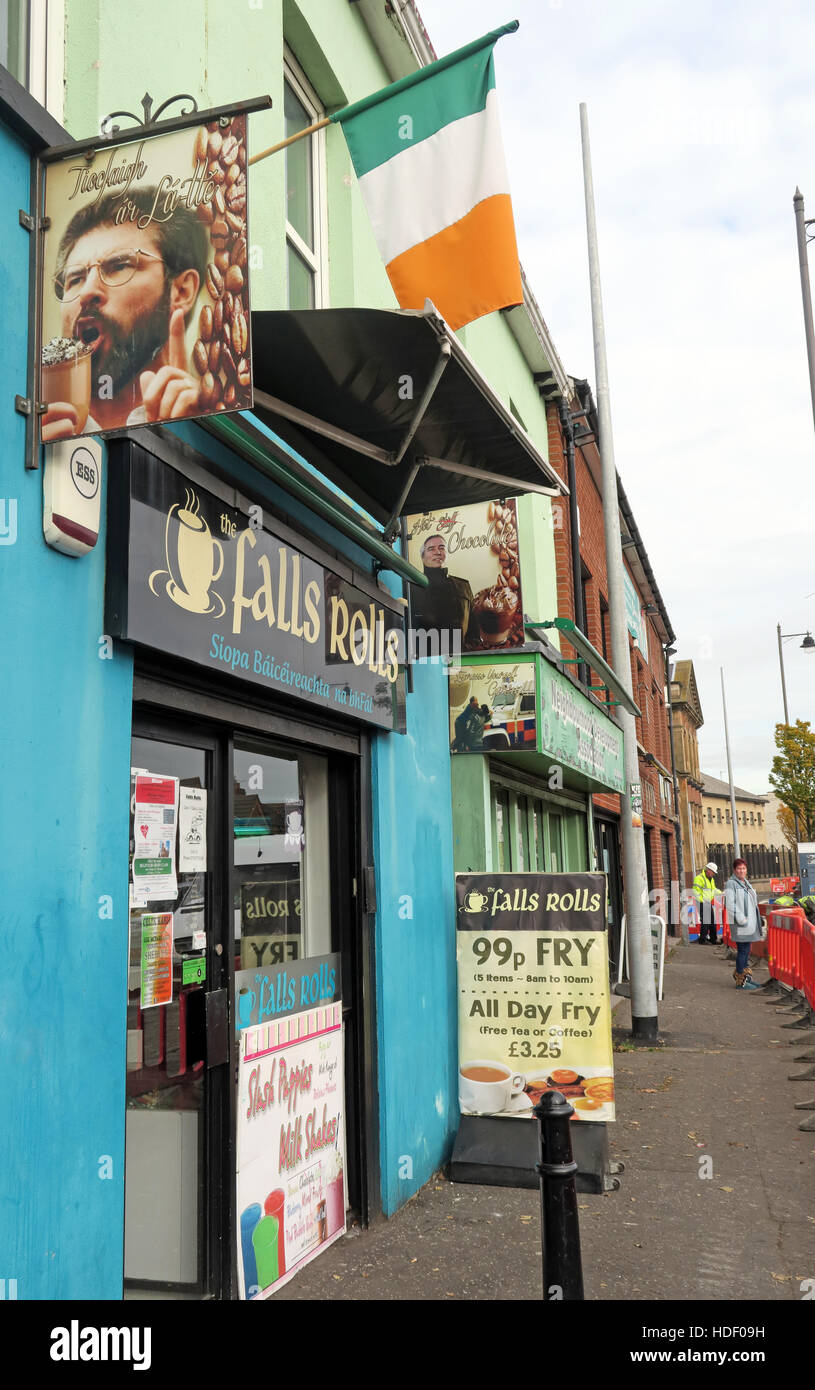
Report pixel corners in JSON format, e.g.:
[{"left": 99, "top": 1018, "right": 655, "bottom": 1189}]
[{"left": 192, "top": 114, "right": 251, "bottom": 415}]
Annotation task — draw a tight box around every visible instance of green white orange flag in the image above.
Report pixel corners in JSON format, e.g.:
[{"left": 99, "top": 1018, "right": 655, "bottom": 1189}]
[{"left": 330, "top": 21, "right": 524, "bottom": 332}]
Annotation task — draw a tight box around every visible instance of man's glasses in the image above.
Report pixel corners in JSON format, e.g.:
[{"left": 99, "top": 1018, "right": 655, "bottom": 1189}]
[{"left": 54, "top": 248, "right": 164, "bottom": 302}]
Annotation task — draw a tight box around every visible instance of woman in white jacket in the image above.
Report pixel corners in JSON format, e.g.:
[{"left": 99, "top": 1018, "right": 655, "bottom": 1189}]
[{"left": 724, "top": 858, "right": 763, "bottom": 990}]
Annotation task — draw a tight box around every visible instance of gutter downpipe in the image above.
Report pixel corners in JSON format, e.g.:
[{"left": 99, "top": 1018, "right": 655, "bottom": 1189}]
[
  {"left": 664, "top": 650, "right": 686, "bottom": 941},
  {"left": 559, "top": 397, "right": 588, "bottom": 687}
]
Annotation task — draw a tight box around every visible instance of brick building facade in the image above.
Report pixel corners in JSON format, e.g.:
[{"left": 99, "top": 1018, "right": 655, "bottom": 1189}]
[
  {"left": 669, "top": 660, "right": 706, "bottom": 887},
  {"left": 545, "top": 380, "right": 680, "bottom": 956}
]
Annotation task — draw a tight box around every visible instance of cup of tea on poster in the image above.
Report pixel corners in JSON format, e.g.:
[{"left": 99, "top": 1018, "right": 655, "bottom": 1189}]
[{"left": 39, "top": 113, "right": 252, "bottom": 442}]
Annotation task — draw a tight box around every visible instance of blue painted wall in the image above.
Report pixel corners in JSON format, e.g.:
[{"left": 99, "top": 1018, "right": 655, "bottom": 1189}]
[
  {"left": 0, "top": 117, "right": 134, "bottom": 1299},
  {"left": 370, "top": 660, "right": 459, "bottom": 1214}
]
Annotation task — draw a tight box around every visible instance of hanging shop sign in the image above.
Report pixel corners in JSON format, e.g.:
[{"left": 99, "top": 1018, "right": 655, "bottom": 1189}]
[
  {"left": 40, "top": 112, "right": 252, "bottom": 442},
  {"left": 235, "top": 954, "right": 345, "bottom": 1299},
  {"left": 106, "top": 446, "right": 406, "bottom": 731},
  {"left": 448, "top": 653, "right": 625, "bottom": 793},
  {"left": 623, "top": 567, "right": 648, "bottom": 659},
  {"left": 456, "top": 873, "right": 615, "bottom": 1123},
  {"left": 405, "top": 499, "right": 525, "bottom": 653}
]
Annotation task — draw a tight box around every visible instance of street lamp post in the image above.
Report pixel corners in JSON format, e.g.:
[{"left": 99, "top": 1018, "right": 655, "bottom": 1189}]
[{"left": 775, "top": 624, "right": 815, "bottom": 843}]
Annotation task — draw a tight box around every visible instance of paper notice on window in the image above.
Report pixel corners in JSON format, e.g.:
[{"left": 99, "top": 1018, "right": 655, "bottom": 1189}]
[
  {"left": 133, "top": 774, "right": 179, "bottom": 901},
  {"left": 140, "top": 912, "right": 174, "bottom": 1008},
  {"left": 179, "top": 787, "right": 207, "bottom": 872}
]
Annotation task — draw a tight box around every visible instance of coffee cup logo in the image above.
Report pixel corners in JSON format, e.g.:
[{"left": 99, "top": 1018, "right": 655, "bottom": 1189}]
[
  {"left": 464, "top": 890, "right": 488, "bottom": 913},
  {"left": 150, "top": 487, "right": 226, "bottom": 617}
]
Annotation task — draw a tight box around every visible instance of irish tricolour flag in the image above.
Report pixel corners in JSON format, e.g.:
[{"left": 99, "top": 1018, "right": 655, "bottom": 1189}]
[{"left": 330, "top": 21, "right": 524, "bottom": 332}]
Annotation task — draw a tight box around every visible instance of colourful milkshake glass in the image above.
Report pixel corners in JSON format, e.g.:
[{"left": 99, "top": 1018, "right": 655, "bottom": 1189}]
[{"left": 252, "top": 1213, "right": 279, "bottom": 1289}]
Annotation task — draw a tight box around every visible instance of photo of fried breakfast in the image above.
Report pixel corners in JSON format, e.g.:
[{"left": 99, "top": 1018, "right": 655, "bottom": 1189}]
[{"left": 524, "top": 1070, "right": 615, "bottom": 1117}]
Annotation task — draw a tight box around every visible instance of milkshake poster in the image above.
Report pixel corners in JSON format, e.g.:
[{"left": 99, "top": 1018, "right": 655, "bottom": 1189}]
[
  {"left": 236, "top": 1000, "right": 346, "bottom": 1299},
  {"left": 456, "top": 872, "right": 615, "bottom": 1123},
  {"left": 40, "top": 112, "right": 251, "bottom": 441},
  {"left": 405, "top": 499, "right": 525, "bottom": 652}
]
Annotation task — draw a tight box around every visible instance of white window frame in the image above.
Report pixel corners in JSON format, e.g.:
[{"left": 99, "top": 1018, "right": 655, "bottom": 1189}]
[
  {"left": 23, "top": 0, "right": 64, "bottom": 120},
  {"left": 283, "top": 47, "right": 328, "bottom": 309}
]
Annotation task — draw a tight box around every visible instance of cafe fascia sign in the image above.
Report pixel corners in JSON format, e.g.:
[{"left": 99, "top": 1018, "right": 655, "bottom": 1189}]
[
  {"left": 38, "top": 104, "right": 255, "bottom": 442},
  {"left": 106, "top": 447, "right": 406, "bottom": 732}
]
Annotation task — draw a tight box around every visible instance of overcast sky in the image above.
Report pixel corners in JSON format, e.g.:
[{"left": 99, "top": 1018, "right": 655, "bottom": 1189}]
[{"left": 415, "top": 0, "right": 815, "bottom": 795}]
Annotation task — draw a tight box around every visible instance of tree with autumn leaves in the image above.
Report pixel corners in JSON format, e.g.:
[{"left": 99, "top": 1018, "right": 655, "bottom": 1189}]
[{"left": 769, "top": 720, "right": 815, "bottom": 843}]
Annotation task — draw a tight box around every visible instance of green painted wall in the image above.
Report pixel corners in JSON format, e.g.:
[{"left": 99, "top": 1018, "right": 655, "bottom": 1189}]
[
  {"left": 62, "top": 0, "right": 397, "bottom": 314},
  {"left": 451, "top": 756, "right": 493, "bottom": 873},
  {"left": 62, "top": 0, "right": 557, "bottom": 451},
  {"left": 516, "top": 494, "right": 560, "bottom": 646}
]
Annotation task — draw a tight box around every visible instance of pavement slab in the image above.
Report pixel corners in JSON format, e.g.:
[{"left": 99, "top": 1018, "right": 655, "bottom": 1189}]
[{"left": 271, "top": 940, "right": 815, "bottom": 1301}]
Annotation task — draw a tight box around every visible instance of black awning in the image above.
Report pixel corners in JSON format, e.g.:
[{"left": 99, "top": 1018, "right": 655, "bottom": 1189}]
[{"left": 249, "top": 305, "right": 566, "bottom": 529}]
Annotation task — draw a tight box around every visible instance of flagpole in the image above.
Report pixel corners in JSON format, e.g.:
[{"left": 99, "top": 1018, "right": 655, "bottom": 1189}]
[
  {"left": 580, "top": 102, "right": 659, "bottom": 1042},
  {"left": 249, "top": 118, "right": 331, "bottom": 167}
]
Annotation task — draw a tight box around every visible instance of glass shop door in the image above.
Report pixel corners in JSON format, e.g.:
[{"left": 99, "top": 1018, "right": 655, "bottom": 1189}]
[{"left": 124, "top": 726, "right": 228, "bottom": 1297}]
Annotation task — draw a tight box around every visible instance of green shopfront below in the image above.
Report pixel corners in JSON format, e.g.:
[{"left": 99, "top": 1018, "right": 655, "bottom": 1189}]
[{"left": 450, "top": 648, "right": 625, "bottom": 884}]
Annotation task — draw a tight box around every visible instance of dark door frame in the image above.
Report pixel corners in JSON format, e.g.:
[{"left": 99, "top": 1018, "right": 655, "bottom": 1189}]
[
  {"left": 131, "top": 673, "right": 381, "bottom": 1299},
  {"left": 126, "top": 713, "right": 229, "bottom": 1300}
]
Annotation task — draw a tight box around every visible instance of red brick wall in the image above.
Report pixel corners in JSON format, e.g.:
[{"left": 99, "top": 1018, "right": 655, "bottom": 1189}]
[{"left": 545, "top": 406, "right": 677, "bottom": 891}]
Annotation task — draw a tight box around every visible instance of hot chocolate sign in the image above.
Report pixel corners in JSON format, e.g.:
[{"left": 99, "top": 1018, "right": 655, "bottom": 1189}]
[
  {"left": 106, "top": 445, "right": 406, "bottom": 731},
  {"left": 405, "top": 498, "right": 525, "bottom": 652}
]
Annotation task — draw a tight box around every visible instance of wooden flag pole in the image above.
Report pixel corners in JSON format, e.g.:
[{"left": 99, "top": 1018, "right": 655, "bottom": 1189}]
[{"left": 248, "top": 117, "right": 331, "bottom": 166}]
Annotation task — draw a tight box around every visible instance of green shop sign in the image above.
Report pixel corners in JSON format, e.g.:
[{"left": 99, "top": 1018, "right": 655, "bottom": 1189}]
[
  {"left": 540, "top": 660, "right": 624, "bottom": 793},
  {"left": 449, "top": 653, "right": 624, "bottom": 794}
]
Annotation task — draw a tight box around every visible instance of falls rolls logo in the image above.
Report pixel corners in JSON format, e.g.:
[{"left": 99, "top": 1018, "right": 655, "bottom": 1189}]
[{"left": 149, "top": 487, "right": 225, "bottom": 617}]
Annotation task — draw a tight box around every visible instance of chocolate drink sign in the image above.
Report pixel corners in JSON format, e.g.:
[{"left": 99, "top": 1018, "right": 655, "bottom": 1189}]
[{"left": 106, "top": 445, "right": 406, "bottom": 730}]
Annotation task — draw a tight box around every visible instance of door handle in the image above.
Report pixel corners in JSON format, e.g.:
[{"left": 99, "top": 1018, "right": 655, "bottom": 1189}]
[{"left": 205, "top": 988, "right": 229, "bottom": 1068}]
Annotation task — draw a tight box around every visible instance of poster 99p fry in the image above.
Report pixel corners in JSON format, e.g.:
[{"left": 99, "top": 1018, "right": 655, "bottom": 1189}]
[{"left": 40, "top": 115, "right": 251, "bottom": 440}]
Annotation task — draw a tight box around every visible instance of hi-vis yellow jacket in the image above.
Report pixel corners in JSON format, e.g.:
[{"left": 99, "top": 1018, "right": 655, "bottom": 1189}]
[{"left": 692, "top": 871, "right": 718, "bottom": 905}]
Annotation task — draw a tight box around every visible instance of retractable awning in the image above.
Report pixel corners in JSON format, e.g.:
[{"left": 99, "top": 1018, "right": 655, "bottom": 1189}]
[{"left": 249, "top": 304, "right": 566, "bottom": 533}]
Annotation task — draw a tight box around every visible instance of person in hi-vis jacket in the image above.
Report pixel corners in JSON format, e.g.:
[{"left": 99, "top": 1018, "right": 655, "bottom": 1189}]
[{"left": 693, "top": 861, "right": 720, "bottom": 943}]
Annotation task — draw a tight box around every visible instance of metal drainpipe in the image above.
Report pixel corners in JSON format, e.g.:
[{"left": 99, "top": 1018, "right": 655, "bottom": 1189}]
[
  {"left": 558, "top": 398, "right": 588, "bottom": 685},
  {"left": 664, "top": 648, "right": 686, "bottom": 940}
]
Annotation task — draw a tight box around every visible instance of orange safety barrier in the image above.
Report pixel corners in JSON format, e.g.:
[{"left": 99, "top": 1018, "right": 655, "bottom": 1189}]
[
  {"left": 767, "top": 908, "right": 806, "bottom": 990},
  {"left": 721, "top": 903, "right": 769, "bottom": 957},
  {"left": 801, "top": 917, "right": 815, "bottom": 1012}
]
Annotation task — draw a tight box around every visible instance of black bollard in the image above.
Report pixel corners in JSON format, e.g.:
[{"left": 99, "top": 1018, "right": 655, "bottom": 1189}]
[{"left": 533, "top": 1090, "right": 585, "bottom": 1301}]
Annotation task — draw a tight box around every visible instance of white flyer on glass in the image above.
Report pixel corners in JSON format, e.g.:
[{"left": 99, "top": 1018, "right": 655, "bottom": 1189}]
[
  {"left": 133, "top": 774, "right": 179, "bottom": 901},
  {"left": 179, "top": 787, "right": 207, "bottom": 872}
]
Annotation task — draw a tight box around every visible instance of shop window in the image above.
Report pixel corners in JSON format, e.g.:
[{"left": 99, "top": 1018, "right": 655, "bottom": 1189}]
[
  {"left": 515, "top": 796, "right": 527, "bottom": 870},
  {"left": 494, "top": 788, "right": 510, "bottom": 871},
  {"left": 549, "top": 812, "right": 564, "bottom": 873},
  {"left": 284, "top": 56, "right": 326, "bottom": 309},
  {"left": 233, "top": 745, "right": 331, "bottom": 968},
  {"left": 1, "top": 0, "right": 28, "bottom": 86}
]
